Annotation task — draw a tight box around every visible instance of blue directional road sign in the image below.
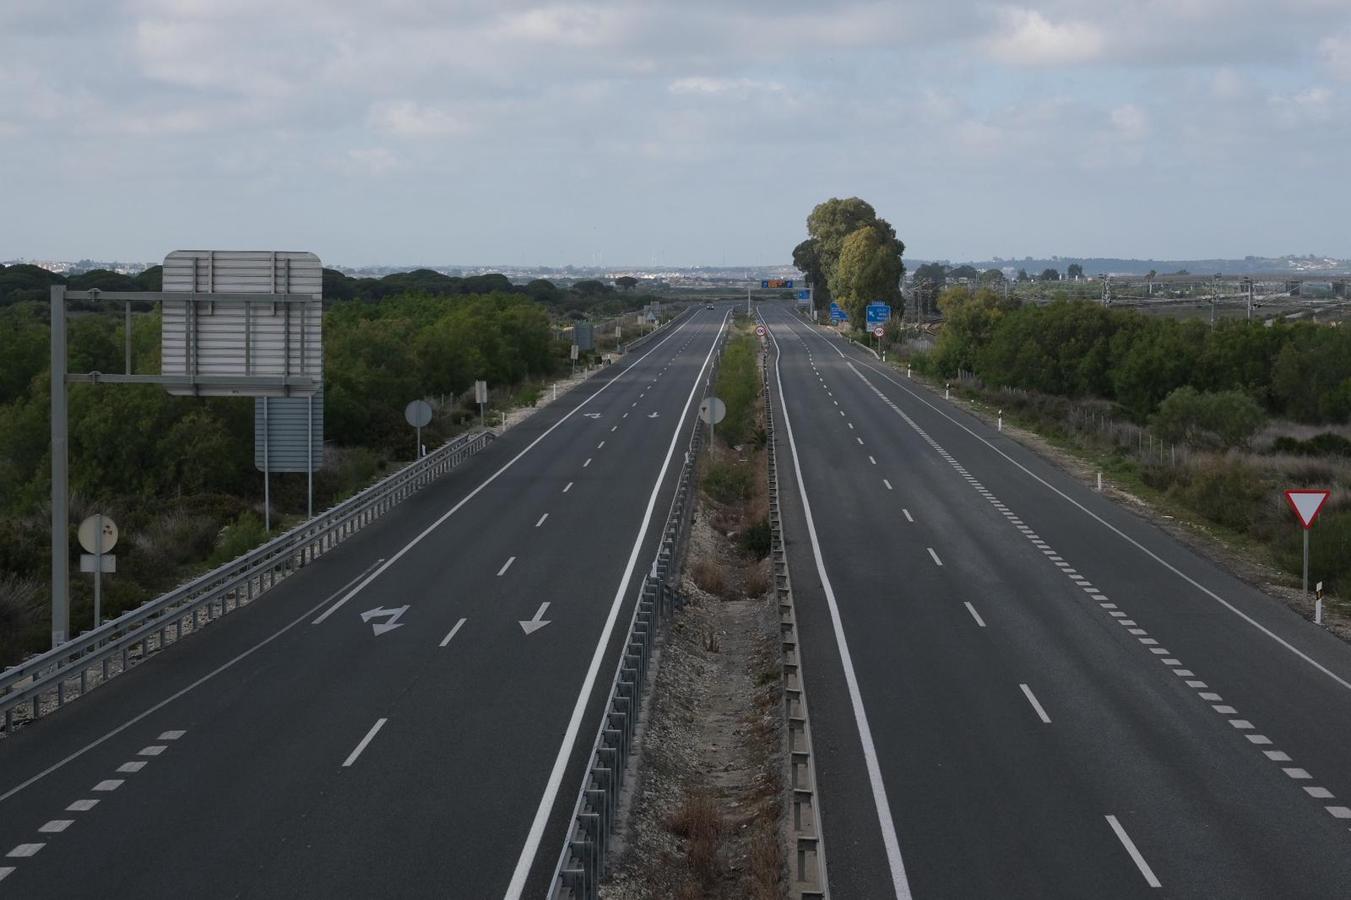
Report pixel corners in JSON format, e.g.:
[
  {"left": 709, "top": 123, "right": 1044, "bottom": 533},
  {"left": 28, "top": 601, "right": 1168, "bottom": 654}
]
[
  {"left": 865, "top": 302, "right": 892, "bottom": 327},
  {"left": 797, "top": 289, "right": 811, "bottom": 301},
  {"left": 761, "top": 279, "right": 795, "bottom": 289},
  {"left": 829, "top": 302, "right": 848, "bottom": 322}
]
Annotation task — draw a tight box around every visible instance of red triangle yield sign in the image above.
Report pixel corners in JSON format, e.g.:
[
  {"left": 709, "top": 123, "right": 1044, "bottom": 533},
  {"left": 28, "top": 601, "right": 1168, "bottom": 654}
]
[{"left": 1285, "top": 490, "right": 1330, "bottom": 529}]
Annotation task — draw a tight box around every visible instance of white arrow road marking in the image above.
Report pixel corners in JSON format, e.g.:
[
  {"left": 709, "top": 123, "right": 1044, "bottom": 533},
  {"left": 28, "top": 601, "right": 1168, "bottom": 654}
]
[
  {"left": 583, "top": 412, "right": 602, "bottom": 419},
  {"left": 360, "top": 605, "right": 409, "bottom": 636},
  {"left": 520, "top": 602, "right": 551, "bottom": 635},
  {"left": 647, "top": 411, "right": 659, "bottom": 418}
]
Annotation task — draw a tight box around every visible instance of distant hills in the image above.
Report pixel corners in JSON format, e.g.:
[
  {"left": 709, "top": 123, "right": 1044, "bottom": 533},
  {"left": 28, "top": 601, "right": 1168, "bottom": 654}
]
[{"left": 918, "top": 254, "right": 1351, "bottom": 277}]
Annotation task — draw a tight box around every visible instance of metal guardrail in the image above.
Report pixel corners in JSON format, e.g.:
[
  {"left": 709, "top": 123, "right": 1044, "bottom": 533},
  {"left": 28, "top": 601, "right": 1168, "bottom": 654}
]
[
  {"left": 762, "top": 323, "right": 829, "bottom": 898},
  {"left": 0, "top": 430, "right": 494, "bottom": 734},
  {"left": 550, "top": 325, "right": 723, "bottom": 900}
]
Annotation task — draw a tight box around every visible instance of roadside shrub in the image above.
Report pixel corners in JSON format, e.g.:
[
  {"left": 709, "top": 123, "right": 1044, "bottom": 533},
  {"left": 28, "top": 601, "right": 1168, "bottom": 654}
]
[
  {"left": 207, "top": 511, "right": 269, "bottom": 567},
  {"left": 704, "top": 461, "right": 753, "bottom": 504},
  {"left": 1150, "top": 386, "right": 1266, "bottom": 448},
  {"left": 1272, "top": 433, "right": 1351, "bottom": 458},
  {"left": 667, "top": 792, "right": 724, "bottom": 890},
  {"left": 133, "top": 511, "right": 218, "bottom": 576},
  {"left": 1168, "top": 459, "right": 1266, "bottom": 533},
  {"left": 739, "top": 518, "right": 771, "bottom": 560},
  {"left": 1272, "top": 509, "right": 1351, "bottom": 593},
  {"left": 690, "top": 559, "right": 727, "bottom": 597},
  {"left": 0, "top": 572, "right": 44, "bottom": 666}
]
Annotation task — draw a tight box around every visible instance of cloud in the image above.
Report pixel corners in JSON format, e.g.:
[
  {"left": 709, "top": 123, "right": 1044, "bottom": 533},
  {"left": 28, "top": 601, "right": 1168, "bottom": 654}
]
[
  {"left": 1322, "top": 32, "right": 1351, "bottom": 81},
  {"left": 370, "top": 101, "right": 473, "bottom": 137},
  {"left": 1110, "top": 104, "right": 1149, "bottom": 140},
  {"left": 985, "top": 7, "right": 1104, "bottom": 67},
  {"left": 668, "top": 77, "right": 784, "bottom": 97}
]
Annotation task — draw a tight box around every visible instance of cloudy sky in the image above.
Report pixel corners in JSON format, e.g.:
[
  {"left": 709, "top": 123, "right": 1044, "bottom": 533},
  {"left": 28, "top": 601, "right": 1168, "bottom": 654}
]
[{"left": 2, "top": 0, "right": 1349, "bottom": 266}]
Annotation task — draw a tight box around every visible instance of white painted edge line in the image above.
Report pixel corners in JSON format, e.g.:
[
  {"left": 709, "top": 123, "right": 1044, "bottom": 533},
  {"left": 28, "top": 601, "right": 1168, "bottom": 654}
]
[
  {"left": 762, "top": 320, "right": 913, "bottom": 898},
  {"left": 535, "top": 513, "right": 549, "bottom": 528},
  {"left": 310, "top": 312, "right": 701, "bottom": 627},
  {"left": 514, "top": 310, "right": 733, "bottom": 899},
  {"left": 1019, "top": 683, "right": 1052, "bottom": 724},
  {"left": 1106, "top": 814, "right": 1161, "bottom": 888},
  {"left": 847, "top": 353, "right": 1351, "bottom": 693},
  {"left": 439, "top": 618, "right": 467, "bottom": 648},
  {"left": 343, "top": 718, "right": 388, "bottom": 768},
  {"left": 497, "top": 556, "right": 516, "bottom": 577},
  {"left": 927, "top": 547, "right": 943, "bottom": 567},
  {"left": 964, "top": 602, "right": 987, "bottom": 628}
]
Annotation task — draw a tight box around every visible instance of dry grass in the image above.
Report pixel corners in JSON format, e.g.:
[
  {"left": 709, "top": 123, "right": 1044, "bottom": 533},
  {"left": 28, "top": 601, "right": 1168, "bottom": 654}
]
[
  {"left": 690, "top": 559, "right": 728, "bottom": 597},
  {"left": 748, "top": 823, "right": 783, "bottom": 899},
  {"left": 667, "top": 792, "right": 724, "bottom": 891},
  {"left": 743, "top": 563, "right": 770, "bottom": 598}
]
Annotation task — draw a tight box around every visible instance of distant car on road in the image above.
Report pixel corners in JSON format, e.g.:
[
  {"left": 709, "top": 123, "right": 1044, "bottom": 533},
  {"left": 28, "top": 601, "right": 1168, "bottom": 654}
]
[{"left": 706, "top": 304, "right": 714, "bottom": 309}]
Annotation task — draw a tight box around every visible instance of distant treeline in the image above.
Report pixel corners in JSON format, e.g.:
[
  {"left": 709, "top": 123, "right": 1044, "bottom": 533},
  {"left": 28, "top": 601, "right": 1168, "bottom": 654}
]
[
  {"left": 0, "top": 263, "right": 640, "bottom": 317},
  {"left": 924, "top": 288, "right": 1351, "bottom": 424}
]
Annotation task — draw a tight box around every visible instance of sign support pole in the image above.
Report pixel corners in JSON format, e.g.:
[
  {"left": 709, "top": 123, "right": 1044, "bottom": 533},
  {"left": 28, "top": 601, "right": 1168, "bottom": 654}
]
[
  {"left": 50, "top": 286, "right": 69, "bottom": 647},
  {"left": 263, "top": 398, "right": 271, "bottom": 533},
  {"left": 93, "top": 516, "right": 103, "bottom": 629},
  {"left": 1303, "top": 528, "right": 1310, "bottom": 598}
]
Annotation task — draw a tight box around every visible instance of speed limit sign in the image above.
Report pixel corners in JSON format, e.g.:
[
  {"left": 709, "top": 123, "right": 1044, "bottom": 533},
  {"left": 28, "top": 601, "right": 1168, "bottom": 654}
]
[
  {"left": 755, "top": 325, "right": 767, "bottom": 337},
  {"left": 872, "top": 325, "right": 885, "bottom": 338}
]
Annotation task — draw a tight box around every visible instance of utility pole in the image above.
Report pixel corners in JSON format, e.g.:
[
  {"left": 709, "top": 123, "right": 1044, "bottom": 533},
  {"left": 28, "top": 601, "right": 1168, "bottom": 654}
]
[{"left": 50, "top": 286, "right": 69, "bottom": 646}]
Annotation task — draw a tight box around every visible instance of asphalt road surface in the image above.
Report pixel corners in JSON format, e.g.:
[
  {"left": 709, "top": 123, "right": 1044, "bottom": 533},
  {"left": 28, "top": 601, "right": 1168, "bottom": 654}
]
[
  {"left": 761, "top": 302, "right": 1351, "bottom": 899},
  {"left": 0, "top": 305, "right": 730, "bottom": 899}
]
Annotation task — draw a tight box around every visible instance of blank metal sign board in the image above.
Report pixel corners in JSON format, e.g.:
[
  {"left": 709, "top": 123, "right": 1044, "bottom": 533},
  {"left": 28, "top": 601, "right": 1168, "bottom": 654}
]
[
  {"left": 162, "top": 250, "right": 323, "bottom": 397},
  {"left": 574, "top": 322, "right": 594, "bottom": 351},
  {"left": 255, "top": 389, "right": 324, "bottom": 473}
]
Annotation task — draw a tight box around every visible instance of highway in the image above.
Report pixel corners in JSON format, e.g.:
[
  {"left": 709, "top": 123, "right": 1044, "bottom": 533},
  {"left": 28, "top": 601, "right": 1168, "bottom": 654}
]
[
  {"left": 760, "top": 302, "right": 1351, "bottom": 898},
  {"left": 0, "top": 305, "right": 729, "bottom": 898}
]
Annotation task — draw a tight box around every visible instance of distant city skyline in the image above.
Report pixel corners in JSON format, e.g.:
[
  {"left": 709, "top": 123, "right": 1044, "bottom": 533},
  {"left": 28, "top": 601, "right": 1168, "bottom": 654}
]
[{"left": 3, "top": 1, "right": 1348, "bottom": 266}]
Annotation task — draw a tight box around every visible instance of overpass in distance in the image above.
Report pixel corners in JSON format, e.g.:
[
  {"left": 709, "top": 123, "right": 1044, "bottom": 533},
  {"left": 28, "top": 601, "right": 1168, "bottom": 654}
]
[{"left": 3, "top": 301, "right": 1351, "bottom": 896}]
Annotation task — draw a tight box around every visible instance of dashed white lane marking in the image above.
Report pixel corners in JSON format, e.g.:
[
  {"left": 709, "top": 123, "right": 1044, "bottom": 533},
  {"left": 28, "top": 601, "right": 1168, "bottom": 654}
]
[
  {"left": 92, "top": 780, "right": 122, "bottom": 792},
  {"left": 611, "top": 425, "right": 618, "bottom": 432},
  {"left": 964, "top": 602, "right": 987, "bottom": 628},
  {"left": 857, "top": 437, "right": 864, "bottom": 445},
  {"left": 883, "top": 479, "right": 893, "bottom": 490},
  {"left": 583, "top": 458, "right": 592, "bottom": 468},
  {"left": 66, "top": 799, "right": 97, "bottom": 812},
  {"left": 902, "top": 508, "right": 914, "bottom": 523},
  {"left": 5, "top": 845, "right": 43, "bottom": 859},
  {"left": 535, "top": 513, "right": 549, "bottom": 528},
  {"left": 117, "top": 761, "right": 146, "bottom": 773},
  {"left": 831, "top": 353, "right": 1351, "bottom": 831},
  {"left": 623, "top": 412, "right": 629, "bottom": 418},
  {"left": 848, "top": 422, "right": 854, "bottom": 430},
  {"left": 343, "top": 718, "right": 388, "bottom": 767},
  {"left": 597, "top": 440, "right": 605, "bottom": 449},
  {"left": 440, "top": 618, "right": 467, "bottom": 648},
  {"left": 1019, "top": 683, "right": 1052, "bottom": 723},
  {"left": 158, "top": 730, "right": 185, "bottom": 741},
  {"left": 927, "top": 547, "right": 943, "bottom": 567},
  {"left": 563, "top": 482, "right": 573, "bottom": 493},
  {"left": 1106, "top": 815, "right": 1161, "bottom": 888},
  {"left": 37, "top": 821, "right": 71, "bottom": 834},
  {"left": 0, "top": 867, "right": 13, "bottom": 882},
  {"left": 869, "top": 455, "right": 877, "bottom": 465},
  {"left": 139, "top": 745, "right": 166, "bottom": 757},
  {"left": 497, "top": 556, "right": 516, "bottom": 576}
]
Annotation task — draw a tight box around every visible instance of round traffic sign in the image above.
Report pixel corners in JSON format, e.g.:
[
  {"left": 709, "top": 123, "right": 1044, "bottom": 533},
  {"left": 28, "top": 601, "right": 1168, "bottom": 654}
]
[
  {"left": 755, "top": 324, "right": 766, "bottom": 337},
  {"left": 404, "top": 399, "right": 433, "bottom": 428},
  {"left": 872, "top": 325, "right": 885, "bottom": 338},
  {"left": 699, "top": 397, "right": 727, "bottom": 425},
  {"left": 78, "top": 514, "right": 119, "bottom": 554}
]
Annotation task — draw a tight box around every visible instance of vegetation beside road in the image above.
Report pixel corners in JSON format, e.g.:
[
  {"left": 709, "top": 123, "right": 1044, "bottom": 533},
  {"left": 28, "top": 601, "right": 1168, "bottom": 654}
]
[
  {"left": 0, "top": 270, "right": 660, "bottom": 667},
  {"left": 901, "top": 289, "right": 1350, "bottom": 607}
]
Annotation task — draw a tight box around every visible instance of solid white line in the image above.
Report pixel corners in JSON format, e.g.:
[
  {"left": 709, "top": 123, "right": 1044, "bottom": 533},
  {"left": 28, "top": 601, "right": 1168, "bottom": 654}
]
[
  {"left": 844, "top": 353, "right": 1351, "bottom": 694},
  {"left": 763, "top": 320, "right": 912, "bottom": 898},
  {"left": 497, "top": 556, "right": 516, "bottom": 576},
  {"left": 1106, "top": 815, "right": 1161, "bottom": 888},
  {"left": 309, "top": 314, "right": 700, "bottom": 627},
  {"left": 902, "top": 508, "right": 914, "bottom": 523},
  {"left": 1019, "top": 683, "right": 1052, "bottom": 723},
  {"left": 515, "top": 311, "right": 733, "bottom": 899},
  {"left": 927, "top": 547, "right": 943, "bottom": 567},
  {"left": 343, "top": 718, "right": 388, "bottom": 767},
  {"left": 535, "top": 513, "right": 548, "bottom": 528},
  {"left": 964, "top": 602, "right": 987, "bottom": 628},
  {"left": 563, "top": 482, "right": 573, "bottom": 493},
  {"left": 439, "top": 618, "right": 467, "bottom": 648}
]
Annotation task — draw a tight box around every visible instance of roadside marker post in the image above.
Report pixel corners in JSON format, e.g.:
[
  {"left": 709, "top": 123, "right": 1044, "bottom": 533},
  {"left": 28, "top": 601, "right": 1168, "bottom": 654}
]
[
  {"left": 1284, "top": 490, "right": 1330, "bottom": 615},
  {"left": 1316, "top": 581, "right": 1326, "bottom": 625}
]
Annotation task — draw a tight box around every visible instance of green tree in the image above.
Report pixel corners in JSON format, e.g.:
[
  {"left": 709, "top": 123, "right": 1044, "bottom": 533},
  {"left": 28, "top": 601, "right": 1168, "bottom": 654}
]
[
  {"left": 1016, "top": 268, "right": 1031, "bottom": 282},
  {"left": 614, "top": 276, "right": 638, "bottom": 291},
  {"left": 829, "top": 226, "right": 903, "bottom": 327},
  {"left": 792, "top": 239, "right": 830, "bottom": 305},
  {"left": 979, "top": 268, "right": 1006, "bottom": 285},
  {"left": 1039, "top": 268, "right": 1061, "bottom": 282},
  {"left": 804, "top": 197, "right": 905, "bottom": 299},
  {"left": 949, "top": 265, "right": 980, "bottom": 281},
  {"left": 1150, "top": 387, "right": 1267, "bottom": 448},
  {"left": 1067, "top": 263, "right": 1084, "bottom": 279}
]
